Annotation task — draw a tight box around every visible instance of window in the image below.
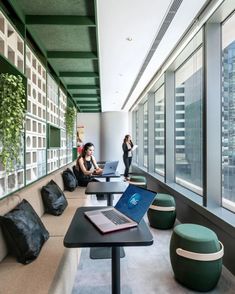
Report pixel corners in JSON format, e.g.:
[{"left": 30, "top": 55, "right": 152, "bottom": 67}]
[
  {"left": 222, "top": 13, "right": 235, "bottom": 212},
  {"left": 143, "top": 102, "right": 148, "bottom": 168},
  {"left": 175, "top": 48, "right": 203, "bottom": 194},
  {"left": 154, "top": 85, "right": 165, "bottom": 175}
]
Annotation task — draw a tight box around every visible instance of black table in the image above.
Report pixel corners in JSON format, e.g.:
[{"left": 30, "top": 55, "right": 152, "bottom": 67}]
[
  {"left": 85, "top": 181, "right": 129, "bottom": 259},
  {"left": 85, "top": 181, "right": 128, "bottom": 206},
  {"left": 64, "top": 207, "right": 153, "bottom": 294},
  {"left": 92, "top": 171, "right": 120, "bottom": 182}
]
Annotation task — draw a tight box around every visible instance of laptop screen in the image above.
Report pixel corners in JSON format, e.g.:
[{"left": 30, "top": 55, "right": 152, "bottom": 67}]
[
  {"left": 115, "top": 184, "right": 156, "bottom": 223},
  {"left": 102, "top": 161, "right": 119, "bottom": 175}
]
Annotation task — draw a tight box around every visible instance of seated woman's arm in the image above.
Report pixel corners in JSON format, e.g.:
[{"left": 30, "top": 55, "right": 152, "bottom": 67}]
[
  {"left": 78, "top": 158, "right": 93, "bottom": 176},
  {"left": 91, "top": 156, "right": 103, "bottom": 174}
]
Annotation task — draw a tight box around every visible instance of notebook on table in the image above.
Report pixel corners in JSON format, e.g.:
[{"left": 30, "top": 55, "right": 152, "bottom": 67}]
[
  {"left": 84, "top": 184, "right": 156, "bottom": 233},
  {"left": 101, "top": 160, "right": 119, "bottom": 176}
]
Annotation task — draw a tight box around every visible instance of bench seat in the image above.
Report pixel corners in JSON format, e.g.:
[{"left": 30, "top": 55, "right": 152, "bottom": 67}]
[{"left": 0, "top": 162, "right": 85, "bottom": 294}]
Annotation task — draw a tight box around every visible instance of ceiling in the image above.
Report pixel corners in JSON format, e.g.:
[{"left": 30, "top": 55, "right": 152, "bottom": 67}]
[{"left": 4, "top": 0, "right": 209, "bottom": 112}]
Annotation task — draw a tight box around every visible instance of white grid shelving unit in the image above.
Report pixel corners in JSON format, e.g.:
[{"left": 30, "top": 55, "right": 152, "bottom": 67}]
[
  {"left": 26, "top": 46, "right": 46, "bottom": 121},
  {"left": 25, "top": 116, "right": 46, "bottom": 184},
  {"left": 25, "top": 46, "right": 47, "bottom": 184},
  {"left": 0, "top": 141, "right": 24, "bottom": 198},
  {"left": 0, "top": 11, "right": 24, "bottom": 73},
  {"left": 59, "top": 89, "right": 67, "bottom": 167},
  {"left": 0, "top": 11, "right": 25, "bottom": 198},
  {"left": 47, "top": 74, "right": 60, "bottom": 173}
]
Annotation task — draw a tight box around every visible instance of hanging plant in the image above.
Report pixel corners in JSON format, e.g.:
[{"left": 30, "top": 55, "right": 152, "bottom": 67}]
[
  {"left": 65, "top": 106, "right": 76, "bottom": 138},
  {"left": 0, "top": 73, "right": 26, "bottom": 171}
]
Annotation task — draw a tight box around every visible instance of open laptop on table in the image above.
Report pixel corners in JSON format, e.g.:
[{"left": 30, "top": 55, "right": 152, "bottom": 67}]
[
  {"left": 100, "top": 160, "right": 119, "bottom": 176},
  {"left": 84, "top": 184, "right": 156, "bottom": 233}
]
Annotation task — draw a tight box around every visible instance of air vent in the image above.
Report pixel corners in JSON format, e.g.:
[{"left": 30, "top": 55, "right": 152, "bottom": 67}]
[{"left": 122, "top": 0, "right": 183, "bottom": 109}]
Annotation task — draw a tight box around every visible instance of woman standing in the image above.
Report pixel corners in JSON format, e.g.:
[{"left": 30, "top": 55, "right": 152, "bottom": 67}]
[
  {"left": 74, "top": 142, "right": 102, "bottom": 187},
  {"left": 122, "top": 135, "right": 134, "bottom": 181}
]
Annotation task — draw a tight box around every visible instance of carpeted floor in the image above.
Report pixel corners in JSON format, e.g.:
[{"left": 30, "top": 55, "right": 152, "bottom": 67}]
[{"left": 71, "top": 206, "right": 235, "bottom": 294}]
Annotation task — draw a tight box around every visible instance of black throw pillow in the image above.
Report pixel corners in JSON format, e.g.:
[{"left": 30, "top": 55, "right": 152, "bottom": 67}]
[
  {"left": 41, "top": 180, "right": 68, "bottom": 215},
  {"left": 62, "top": 168, "right": 77, "bottom": 191},
  {"left": 0, "top": 199, "right": 49, "bottom": 264}
]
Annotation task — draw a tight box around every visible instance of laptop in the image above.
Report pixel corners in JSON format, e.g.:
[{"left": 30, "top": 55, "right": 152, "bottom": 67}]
[
  {"left": 84, "top": 184, "right": 156, "bottom": 233},
  {"left": 101, "top": 160, "right": 119, "bottom": 176}
]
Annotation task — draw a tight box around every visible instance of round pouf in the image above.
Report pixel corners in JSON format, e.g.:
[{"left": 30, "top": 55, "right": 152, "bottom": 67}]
[
  {"left": 147, "top": 193, "right": 176, "bottom": 229},
  {"left": 170, "top": 224, "right": 224, "bottom": 292},
  {"left": 129, "top": 175, "right": 147, "bottom": 188}
]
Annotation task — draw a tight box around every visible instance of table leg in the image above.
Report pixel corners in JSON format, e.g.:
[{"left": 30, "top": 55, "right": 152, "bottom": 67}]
[
  {"left": 107, "top": 194, "right": 113, "bottom": 206},
  {"left": 90, "top": 247, "right": 125, "bottom": 259},
  {"left": 112, "top": 247, "right": 120, "bottom": 294}
]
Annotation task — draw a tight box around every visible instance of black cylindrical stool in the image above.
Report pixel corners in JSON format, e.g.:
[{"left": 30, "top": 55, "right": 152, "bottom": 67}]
[
  {"left": 170, "top": 224, "right": 224, "bottom": 292},
  {"left": 147, "top": 193, "right": 176, "bottom": 229}
]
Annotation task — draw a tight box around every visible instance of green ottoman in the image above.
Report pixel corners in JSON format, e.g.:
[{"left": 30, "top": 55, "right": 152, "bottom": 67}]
[
  {"left": 129, "top": 175, "right": 147, "bottom": 188},
  {"left": 170, "top": 224, "right": 224, "bottom": 292},
  {"left": 147, "top": 193, "right": 176, "bottom": 229}
]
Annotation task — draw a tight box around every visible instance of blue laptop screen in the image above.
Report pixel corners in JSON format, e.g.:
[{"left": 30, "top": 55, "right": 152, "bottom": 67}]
[{"left": 115, "top": 184, "right": 156, "bottom": 223}]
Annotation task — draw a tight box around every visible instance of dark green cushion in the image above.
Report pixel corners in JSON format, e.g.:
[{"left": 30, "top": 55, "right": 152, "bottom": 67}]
[
  {"left": 174, "top": 224, "right": 220, "bottom": 253},
  {"left": 152, "top": 193, "right": 175, "bottom": 207},
  {"left": 129, "top": 175, "right": 146, "bottom": 183}
]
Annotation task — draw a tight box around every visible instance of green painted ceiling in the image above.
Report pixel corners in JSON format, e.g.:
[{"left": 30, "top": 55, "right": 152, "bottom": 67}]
[{"left": 7, "top": 0, "right": 101, "bottom": 112}]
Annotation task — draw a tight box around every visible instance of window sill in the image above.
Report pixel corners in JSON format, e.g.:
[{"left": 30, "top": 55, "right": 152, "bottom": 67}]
[{"left": 134, "top": 164, "right": 235, "bottom": 237}]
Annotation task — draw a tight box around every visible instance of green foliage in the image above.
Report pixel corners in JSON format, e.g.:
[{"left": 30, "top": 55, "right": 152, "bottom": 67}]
[
  {"left": 65, "top": 106, "right": 76, "bottom": 138},
  {"left": 0, "top": 73, "right": 26, "bottom": 171}
]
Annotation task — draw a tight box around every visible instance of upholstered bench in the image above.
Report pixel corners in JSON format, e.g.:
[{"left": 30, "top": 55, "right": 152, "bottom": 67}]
[
  {"left": 147, "top": 193, "right": 176, "bottom": 229},
  {"left": 0, "top": 162, "right": 87, "bottom": 294},
  {"left": 170, "top": 223, "right": 224, "bottom": 292},
  {"left": 129, "top": 175, "right": 147, "bottom": 188}
]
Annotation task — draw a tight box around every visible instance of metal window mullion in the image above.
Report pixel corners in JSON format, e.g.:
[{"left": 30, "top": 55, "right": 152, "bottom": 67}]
[
  {"left": 165, "top": 71, "right": 175, "bottom": 183},
  {"left": 148, "top": 93, "right": 155, "bottom": 173},
  {"left": 205, "top": 22, "right": 221, "bottom": 208},
  {"left": 138, "top": 105, "right": 144, "bottom": 167}
]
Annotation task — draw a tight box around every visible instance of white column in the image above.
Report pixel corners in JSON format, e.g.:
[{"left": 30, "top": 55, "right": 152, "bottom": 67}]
[{"left": 100, "top": 111, "right": 129, "bottom": 174}]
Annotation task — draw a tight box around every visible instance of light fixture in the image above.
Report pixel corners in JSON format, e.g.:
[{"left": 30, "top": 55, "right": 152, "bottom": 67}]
[{"left": 126, "top": 37, "right": 132, "bottom": 41}]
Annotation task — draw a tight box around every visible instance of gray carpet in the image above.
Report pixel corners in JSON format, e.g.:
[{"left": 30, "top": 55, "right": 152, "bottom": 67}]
[{"left": 72, "top": 220, "right": 235, "bottom": 294}]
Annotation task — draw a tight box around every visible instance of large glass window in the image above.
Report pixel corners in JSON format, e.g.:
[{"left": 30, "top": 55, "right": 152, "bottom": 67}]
[
  {"left": 222, "top": 13, "right": 235, "bottom": 212},
  {"left": 174, "top": 48, "right": 203, "bottom": 194},
  {"left": 154, "top": 85, "right": 165, "bottom": 175},
  {"left": 143, "top": 102, "right": 148, "bottom": 168}
]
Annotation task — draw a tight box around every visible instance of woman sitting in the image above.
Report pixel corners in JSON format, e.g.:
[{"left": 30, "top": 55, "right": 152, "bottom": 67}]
[{"left": 74, "top": 142, "right": 103, "bottom": 187}]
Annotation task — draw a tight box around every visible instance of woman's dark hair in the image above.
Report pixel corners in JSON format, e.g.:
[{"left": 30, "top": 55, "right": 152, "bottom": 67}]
[
  {"left": 77, "top": 142, "right": 94, "bottom": 170},
  {"left": 80, "top": 142, "right": 94, "bottom": 158},
  {"left": 123, "top": 135, "right": 130, "bottom": 143}
]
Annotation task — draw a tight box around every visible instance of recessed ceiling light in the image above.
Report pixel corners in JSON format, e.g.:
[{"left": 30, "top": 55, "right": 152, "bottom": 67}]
[
  {"left": 115, "top": 91, "right": 119, "bottom": 94},
  {"left": 119, "top": 73, "right": 123, "bottom": 77},
  {"left": 126, "top": 37, "right": 132, "bottom": 41}
]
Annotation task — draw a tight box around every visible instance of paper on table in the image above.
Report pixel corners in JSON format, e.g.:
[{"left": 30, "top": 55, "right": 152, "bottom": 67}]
[{"left": 132, "top": 145, "right": 138, "bottom": 151}]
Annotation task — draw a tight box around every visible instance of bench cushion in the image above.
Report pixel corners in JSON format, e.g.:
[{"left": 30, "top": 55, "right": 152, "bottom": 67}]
[
  {"left": 41, "top": 198, "right": 86, "bottom": 236},
  {"left": 64, "top": 186, "right": 87, "bottom": 199},
  {"left": 0, "top": 236, "right": 79, "bottom": 294}
]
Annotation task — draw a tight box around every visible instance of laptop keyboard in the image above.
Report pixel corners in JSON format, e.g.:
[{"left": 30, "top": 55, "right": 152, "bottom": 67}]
[{"left": 102, "top": 210, "right": 131, "bottom": 225}]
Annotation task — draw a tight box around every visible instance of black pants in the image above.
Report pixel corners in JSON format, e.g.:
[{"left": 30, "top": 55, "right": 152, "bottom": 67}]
[{"left": 123, "top": 156, "right": 132, "bottom": 178}]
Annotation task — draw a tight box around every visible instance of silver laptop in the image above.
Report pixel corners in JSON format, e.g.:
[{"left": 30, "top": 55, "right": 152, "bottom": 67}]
[
  {"left": 84, "top": 184, "right": 156, "bottom": 233},
  {"left": 102, "top": 160, "right": 119, "bottom": 175}
]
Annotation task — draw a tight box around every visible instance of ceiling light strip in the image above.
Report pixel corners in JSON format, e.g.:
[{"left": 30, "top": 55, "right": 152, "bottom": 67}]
[{"left": 121, "top": 0, "right": 183, "bottom": 110}]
